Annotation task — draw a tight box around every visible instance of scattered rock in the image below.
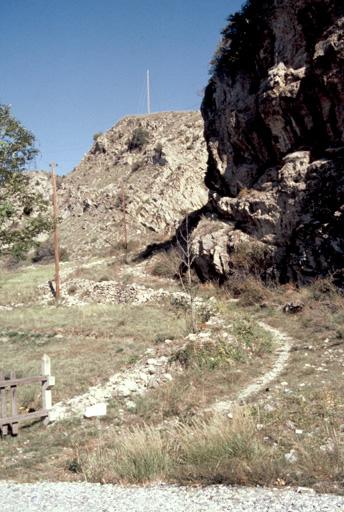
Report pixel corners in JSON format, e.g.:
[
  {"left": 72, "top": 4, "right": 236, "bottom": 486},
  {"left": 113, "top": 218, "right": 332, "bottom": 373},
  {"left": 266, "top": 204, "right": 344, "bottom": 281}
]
[
  {"left": 84, "top": 403, "right": 107, "bottom": 418},
  {"left": 284, "top": 449, "right": 298, "bottom": 464},
  {"left": 283, "top": 302, "right": 305, "bottom": 314}
]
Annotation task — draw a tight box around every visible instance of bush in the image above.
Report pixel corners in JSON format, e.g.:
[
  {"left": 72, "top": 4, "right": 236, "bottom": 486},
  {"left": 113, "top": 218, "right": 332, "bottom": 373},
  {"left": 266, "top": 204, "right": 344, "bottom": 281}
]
[
  {"left": 209, "top": 0, "right": 273, "bottom": 77},
  {"left": 93, "top": 132, "right": 102, "bottom": 142},
  {"left": 224, "top": 275, "right": 272, "bottom": 306},
  {"left": 31, "top": 240, "right": 69, "bottom": 263},
  {"left": 173, "top": 337, "right": 246, "bottom": 370},
  {"left": 153, "top": 143, "right": 167, "bottom": 165},
  {"left": 128, "top": 127, "right": 149, "bottom": 151},
  {"left": 131, "top": 160, "right": 144, "bottom": 173},
  {"left": 149, "top": 251, "right": 180, "bottom": 279}
]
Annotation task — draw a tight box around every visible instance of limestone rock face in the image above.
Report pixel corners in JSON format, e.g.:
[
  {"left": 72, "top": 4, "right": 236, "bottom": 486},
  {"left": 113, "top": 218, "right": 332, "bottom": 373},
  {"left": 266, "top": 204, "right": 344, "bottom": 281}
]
[
  {"left": 196, "top": 0, "right": 344, "bottom": 285},
  {"left": 59, "top": 111, "right": 208, "bottom": 256},
  {"left": 35, "top": 112, "right": 207, "bottom": 257}
]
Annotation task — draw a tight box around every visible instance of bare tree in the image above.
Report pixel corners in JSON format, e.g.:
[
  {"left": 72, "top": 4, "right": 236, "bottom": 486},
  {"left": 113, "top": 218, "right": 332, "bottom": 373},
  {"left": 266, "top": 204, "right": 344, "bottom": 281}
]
[{"left": 176, "top": 215, "right": 198, "bottom": 333}]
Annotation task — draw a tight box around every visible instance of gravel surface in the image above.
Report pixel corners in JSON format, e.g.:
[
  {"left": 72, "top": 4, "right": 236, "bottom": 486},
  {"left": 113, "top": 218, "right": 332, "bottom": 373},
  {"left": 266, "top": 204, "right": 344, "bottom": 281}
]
[{"left": 0, "top": 482, "right": 343, "bottom": 512}]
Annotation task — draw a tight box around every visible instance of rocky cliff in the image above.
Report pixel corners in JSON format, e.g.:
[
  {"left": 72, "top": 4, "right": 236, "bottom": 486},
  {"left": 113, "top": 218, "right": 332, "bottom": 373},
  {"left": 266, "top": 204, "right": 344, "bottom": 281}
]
[
  {"left": 194, "top": 0, "right": 344, "bottom": 285},
  {"left": 35, "top": 112, "right": 208, "bottom": 258}
]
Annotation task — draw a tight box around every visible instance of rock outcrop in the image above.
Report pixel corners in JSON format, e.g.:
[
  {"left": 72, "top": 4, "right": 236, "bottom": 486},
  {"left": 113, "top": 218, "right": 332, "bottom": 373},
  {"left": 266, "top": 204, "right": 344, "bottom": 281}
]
[
  {"left": 194, "top": 0, "right": 344, "bottom": 285},
  {"left": 30, "top": 112, "right": 208, "bottom": 258},
  {"left": 58, "top": 111, "right": 208, "bottom": 256}
]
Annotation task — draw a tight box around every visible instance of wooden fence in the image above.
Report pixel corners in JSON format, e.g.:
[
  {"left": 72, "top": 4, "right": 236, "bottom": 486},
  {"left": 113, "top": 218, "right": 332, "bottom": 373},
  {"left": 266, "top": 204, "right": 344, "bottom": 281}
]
[{"left": 0, "top": 354, "right": 55, "bottom": 436}]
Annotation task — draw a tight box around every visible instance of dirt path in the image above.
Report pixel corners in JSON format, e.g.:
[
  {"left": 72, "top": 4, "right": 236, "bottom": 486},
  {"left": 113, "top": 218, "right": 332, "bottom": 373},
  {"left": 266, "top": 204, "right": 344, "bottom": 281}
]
[
  {"left": 49, "top": 290, "right": 294, "bottom": 422},
  {"left": 211, "top": 322, "right": 293, "bottom": 414}
]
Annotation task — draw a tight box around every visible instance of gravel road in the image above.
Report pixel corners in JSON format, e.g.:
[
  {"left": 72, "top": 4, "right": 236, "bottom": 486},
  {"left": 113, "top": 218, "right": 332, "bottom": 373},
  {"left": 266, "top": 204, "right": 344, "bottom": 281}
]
[{"left": 0, "top": 482, "right": 343, "bottom": 512}]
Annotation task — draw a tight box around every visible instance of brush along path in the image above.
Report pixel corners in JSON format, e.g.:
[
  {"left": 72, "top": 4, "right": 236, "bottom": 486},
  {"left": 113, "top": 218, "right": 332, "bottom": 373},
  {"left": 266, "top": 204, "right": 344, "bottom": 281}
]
[
  {"left": 0, "top": 481, "right": 343, "bottom": 512},
  {"left": 49, "top": 291, "right": 217, "bottom": 421},
  {"left": 35, "top": 258, "right": 294, "bottom": 421},
  {"left": 49, "top": 294, "right": 292, "bottom": 422},
  {"left": 211, "top": 322, "right": 293, "bottom": 414}
]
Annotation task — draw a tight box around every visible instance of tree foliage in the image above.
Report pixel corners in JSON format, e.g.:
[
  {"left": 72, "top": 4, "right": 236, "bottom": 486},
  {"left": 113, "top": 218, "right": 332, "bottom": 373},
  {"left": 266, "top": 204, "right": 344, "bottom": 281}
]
[
  {"left": 0, "top": 104, "right": 51, "bottom": 258},
  {"left": 210, "top": 0, "right": 273, "bottom": 77}
]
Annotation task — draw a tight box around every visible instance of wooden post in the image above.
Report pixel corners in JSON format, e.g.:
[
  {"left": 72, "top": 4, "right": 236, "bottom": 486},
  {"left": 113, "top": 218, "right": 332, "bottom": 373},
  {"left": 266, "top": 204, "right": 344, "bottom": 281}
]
[
  {"left": 50, "top": 162, "right": 61, "bottom": 303},
  {"left": 41, "top": 355, "right": 54, "bottom": 424},
  {"left": 10, "top": 370, "right": 18, "bottom": 435},
  {"left": 0, "top": 370, "right": 8, "bottom": 436}
]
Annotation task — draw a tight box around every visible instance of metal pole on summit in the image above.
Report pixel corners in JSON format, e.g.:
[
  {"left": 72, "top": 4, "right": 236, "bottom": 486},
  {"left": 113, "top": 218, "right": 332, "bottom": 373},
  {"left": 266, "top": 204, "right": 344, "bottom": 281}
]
[{"left": 147, "top": 69, "right": 151, "bottom": 114}]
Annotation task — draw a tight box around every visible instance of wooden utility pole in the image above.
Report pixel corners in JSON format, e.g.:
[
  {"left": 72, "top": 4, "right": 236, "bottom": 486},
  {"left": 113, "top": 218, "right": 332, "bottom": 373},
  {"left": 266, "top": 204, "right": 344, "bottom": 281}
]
[
  {"left": 50, "top": 162, "right": 61, "bottom": 303},
  {"left": 120, "top": 182, "right": 128, "bottom": 258}
]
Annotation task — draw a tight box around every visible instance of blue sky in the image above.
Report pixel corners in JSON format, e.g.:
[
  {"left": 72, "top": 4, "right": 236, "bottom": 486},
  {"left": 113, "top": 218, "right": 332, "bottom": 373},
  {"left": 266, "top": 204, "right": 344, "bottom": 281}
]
[{"left": 1, "top": 1, "right": 243, "bottom": 174}]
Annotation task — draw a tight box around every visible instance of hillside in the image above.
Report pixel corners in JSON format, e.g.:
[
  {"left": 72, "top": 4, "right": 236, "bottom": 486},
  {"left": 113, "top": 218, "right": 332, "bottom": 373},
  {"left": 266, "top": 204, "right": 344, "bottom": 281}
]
[{"left": 56, "top": 111, "right": 208, "bottom": 257}]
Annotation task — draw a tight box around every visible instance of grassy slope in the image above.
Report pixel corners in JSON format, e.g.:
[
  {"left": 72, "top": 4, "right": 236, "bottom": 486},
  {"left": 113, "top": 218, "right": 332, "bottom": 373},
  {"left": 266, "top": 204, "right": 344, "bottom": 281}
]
[
  {"left": 76, "top": 278, "right": 344, "bottom": 493},
  {"left": 0, "top": 261, "right": 343, "bottom": 492}
]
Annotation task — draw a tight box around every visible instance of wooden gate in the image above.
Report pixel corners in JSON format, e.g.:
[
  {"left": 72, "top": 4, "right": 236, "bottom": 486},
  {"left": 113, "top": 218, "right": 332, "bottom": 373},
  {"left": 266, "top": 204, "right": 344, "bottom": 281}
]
[{"left": 0, "top": 354, "right": 55, "bottom": 436}]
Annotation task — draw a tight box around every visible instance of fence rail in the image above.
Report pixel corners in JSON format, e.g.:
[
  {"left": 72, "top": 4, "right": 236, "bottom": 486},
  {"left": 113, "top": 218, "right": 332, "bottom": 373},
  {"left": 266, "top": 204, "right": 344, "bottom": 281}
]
[{"left": 0, "top": 354, "right": 54, "bottom": 437}]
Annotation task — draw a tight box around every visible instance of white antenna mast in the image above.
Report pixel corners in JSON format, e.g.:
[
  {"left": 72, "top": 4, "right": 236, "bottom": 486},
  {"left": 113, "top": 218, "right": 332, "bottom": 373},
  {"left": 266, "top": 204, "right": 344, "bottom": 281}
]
[{"left": 146, "top": 69, "right": 151, "bottom": 114}]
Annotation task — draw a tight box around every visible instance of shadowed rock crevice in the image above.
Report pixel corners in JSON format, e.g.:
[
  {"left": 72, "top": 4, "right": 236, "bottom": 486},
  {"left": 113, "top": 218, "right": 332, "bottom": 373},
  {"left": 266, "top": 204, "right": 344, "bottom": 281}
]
[{"left": 135, "top": 205, "right": 210, "bottom": 262}]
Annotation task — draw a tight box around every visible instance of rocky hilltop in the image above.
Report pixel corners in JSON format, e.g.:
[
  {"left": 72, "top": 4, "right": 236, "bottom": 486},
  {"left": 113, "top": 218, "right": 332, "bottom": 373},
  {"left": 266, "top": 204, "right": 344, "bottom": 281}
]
[
  {"left": 45, "top": 111, "right": 207, "bottom": 257},
  {"left": 193, "top": 0, "right": 344, "bottom": 285}
]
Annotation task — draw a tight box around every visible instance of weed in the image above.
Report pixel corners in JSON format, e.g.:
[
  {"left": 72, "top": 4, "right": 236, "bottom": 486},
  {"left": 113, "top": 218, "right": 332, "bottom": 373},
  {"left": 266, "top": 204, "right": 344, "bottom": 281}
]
[
  {"left": 232, "top": 317, "right": 273, "bottom": 356},
  {"left": 149, "top": 251, "right": 179, "bottom": 279},
  {"left": 79, "top": 426, "right": 170, "bottom": 483}
]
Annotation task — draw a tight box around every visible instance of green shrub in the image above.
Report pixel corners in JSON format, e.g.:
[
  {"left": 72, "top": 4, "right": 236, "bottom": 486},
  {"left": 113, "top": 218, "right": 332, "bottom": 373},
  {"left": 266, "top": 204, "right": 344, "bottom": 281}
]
[
  {"left": 128, "top": 127, "right": 149, "bottom": 151},
  {"left": 31, "top": 240, "right": 69, "bottom": 263},
  {"left": 174, "top": 337, "right": 245, "bottom": 370}
]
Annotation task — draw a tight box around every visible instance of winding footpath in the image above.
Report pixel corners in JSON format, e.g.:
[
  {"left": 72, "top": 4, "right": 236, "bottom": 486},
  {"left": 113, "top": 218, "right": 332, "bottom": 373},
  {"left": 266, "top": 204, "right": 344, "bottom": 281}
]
[{"left": 211, "top": 321, "right": 293, "bottom": 414}]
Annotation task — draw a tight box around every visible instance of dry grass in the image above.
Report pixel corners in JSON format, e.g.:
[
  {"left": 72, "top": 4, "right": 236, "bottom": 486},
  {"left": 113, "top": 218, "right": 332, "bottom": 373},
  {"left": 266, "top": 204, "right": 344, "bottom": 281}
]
[
  {"left": 0, "top": 303, "right": 186, "bottom": 405},
  {"left": 78, "top": 425, "right": 170, "bottom": 483},
  {"left": 74, "top": 401, "right": 344, "bottom": 490},
  {"left": 1, "top": 259, "right": 344, "bottom": 492},
  {"left": 75, "top": 405, "right": 343, "bottom": 489},
  {"left": 0, "top": 262, "right": 187, "bottom": 410},
  {"left": 74, "top": 407, "right": 271, "bottom": 484},
  {"left": 130, "top": 318, "right": 274, "bottom": 424},
  {"left": 149, "top": 250, "right": 180, "bottom": 280},
  {"left": 0, "top": 263, "right": 56, "bottom": 305}
]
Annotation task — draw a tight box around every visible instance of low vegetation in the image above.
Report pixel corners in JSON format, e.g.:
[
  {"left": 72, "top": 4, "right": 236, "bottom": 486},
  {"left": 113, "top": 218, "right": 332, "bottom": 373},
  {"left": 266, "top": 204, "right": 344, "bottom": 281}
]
[
  {"left": 74, "top": 405, "right": 344, "bottom": 490},
  {"left": 0, "top": 256, "right": 343, "bottom": 493}
]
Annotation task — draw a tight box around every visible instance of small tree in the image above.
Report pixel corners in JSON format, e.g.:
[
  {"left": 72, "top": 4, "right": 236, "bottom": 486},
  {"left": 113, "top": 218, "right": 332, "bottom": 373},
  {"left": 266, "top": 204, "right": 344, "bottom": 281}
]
[
  {"left": 176, "top": 216, "right": 198, "bottom": 333},
  {"left": 0, "top": 104, "right": 51, "bottom": 258},
  {"left": 120, "top": 182, "right": 128, "bottom": 262}
]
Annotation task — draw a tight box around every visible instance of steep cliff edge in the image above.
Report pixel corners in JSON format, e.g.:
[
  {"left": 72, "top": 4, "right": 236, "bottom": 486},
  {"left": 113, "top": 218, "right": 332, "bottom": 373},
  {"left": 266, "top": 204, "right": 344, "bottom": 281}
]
[{"left": 195, "top": 0, "right": 344, "bottom": 285}]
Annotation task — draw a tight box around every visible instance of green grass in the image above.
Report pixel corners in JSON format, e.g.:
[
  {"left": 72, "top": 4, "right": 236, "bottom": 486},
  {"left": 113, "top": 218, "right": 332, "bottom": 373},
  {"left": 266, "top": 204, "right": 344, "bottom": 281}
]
[
  {"left": 2, "top": 261, "right": 343, "bottom": 492},
  {"left": 0, "top": 263, "right": 56, "bottom": 304},
  {"left": 0, "top": 303, "right": 186, "bottom": 404}
]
